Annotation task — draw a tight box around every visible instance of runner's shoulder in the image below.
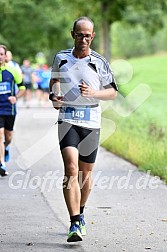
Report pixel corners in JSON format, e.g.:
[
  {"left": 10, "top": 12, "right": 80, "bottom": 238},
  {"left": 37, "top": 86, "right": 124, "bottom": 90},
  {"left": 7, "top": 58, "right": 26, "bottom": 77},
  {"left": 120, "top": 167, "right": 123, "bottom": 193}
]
[{"left": 6, "top": 64, "right": 21, "bottom": 76}]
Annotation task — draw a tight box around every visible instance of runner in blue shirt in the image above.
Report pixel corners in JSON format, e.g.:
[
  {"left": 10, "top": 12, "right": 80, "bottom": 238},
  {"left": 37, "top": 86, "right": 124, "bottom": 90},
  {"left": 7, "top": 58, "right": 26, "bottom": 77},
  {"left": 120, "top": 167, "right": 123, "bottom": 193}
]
[{"left": 0, "top": 45, "right": 25, "bottom": 176}]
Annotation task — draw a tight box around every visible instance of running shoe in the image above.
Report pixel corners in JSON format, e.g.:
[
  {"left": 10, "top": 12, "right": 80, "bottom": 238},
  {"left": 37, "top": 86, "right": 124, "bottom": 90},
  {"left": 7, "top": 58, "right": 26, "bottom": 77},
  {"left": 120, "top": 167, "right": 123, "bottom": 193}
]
[
  {"left": 80, "top": 214, "right": 86, "bottom": 236},
  {"left": 5, "top": 146, "right": 10, "bottom": 162},
  {"left": 67, "top": 221, "right": 83, "bottom": 242},
  {"left": 0, "top": 164, "right": 8, "bottom": 177}
]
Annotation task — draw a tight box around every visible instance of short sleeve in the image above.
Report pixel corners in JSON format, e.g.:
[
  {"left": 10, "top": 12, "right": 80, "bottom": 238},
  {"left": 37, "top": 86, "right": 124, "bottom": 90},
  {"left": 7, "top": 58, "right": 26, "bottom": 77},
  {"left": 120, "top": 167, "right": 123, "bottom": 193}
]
[
  {"left": 51, "top": 55, "right": 60, "bottom": 80},
  {"left": 8, "top": 66, "right": 22, "bottom": 85},
  {"left": 100, "top": 61, "right": 118, "bottom": 91},
  {"left": 14, "top": 70, "right": 22, "bottom": 85}
]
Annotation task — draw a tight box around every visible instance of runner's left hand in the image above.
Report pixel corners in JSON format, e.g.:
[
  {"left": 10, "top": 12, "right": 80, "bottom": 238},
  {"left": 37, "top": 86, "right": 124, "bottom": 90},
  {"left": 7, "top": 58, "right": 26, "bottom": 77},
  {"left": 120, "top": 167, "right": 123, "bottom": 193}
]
[
  {"left": 79, "top": 81, "right": 95, "bottom": 97},
  {"left": 8, "top": 96, "right": 17, "bottom": 104}
]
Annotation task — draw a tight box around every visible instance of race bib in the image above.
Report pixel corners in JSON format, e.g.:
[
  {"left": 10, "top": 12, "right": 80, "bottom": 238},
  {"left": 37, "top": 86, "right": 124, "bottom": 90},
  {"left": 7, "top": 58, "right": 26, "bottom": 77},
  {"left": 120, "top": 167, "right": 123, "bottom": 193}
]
[
  {"left": 0, "top": 82, "right": 11, "bottom": 95},
  {"left": 65, "top": 107, "right": 90, "bottom": 121}
]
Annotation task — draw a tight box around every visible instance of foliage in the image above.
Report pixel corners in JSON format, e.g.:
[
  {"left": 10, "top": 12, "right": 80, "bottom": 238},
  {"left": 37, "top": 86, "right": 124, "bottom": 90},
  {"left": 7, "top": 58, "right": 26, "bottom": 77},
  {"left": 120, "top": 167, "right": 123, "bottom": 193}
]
[
  {"left": 0, "top": 0, "right": 167, "bottom": 63},
  {"left": 111, "top": 22, "right": 153, "bottom": 58},
  {"left": 123, "top": 0, "right": 167, "bottom": 34},
  {"left": 111, "top": 14, "right": 167, "bottom": 59},
  {"left": 152, "top": 17, "right": 167, "bottom": 52},
  {"left": 0, "top": 0, "right": 72, "bottom": 63}
]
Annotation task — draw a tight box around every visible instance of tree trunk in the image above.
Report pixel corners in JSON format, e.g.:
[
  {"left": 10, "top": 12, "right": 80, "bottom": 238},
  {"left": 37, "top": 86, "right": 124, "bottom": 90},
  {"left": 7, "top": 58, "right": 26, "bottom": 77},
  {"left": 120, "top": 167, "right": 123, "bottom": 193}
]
[
  {"left": 99, "top": 1, "right": 112, "bottom": 62},
  {"left": 99, "top": 19, "right": 111, "bottom": 62}
]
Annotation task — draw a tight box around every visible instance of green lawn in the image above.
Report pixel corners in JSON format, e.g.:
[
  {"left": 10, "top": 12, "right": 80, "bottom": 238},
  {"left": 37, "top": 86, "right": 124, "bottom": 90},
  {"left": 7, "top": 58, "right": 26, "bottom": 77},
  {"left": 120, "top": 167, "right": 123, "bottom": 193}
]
[{"left": 100, "top": 54, "right": 167, "bottom": 182}]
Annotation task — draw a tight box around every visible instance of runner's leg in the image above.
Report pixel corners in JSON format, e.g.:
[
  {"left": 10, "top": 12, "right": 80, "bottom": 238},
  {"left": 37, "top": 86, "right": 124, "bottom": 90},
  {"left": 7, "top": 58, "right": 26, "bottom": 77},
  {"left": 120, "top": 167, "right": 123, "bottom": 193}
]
[
  {"left": 79, "top": 160, "right": 94, "bottom": 208},
  {"left": 0, "top": 127, "right": 5, "bottom": 164},
  {"left": 4, "top": 129, "right": 13, "bottom": 146},
  {"left": 61, "top": 146, "right": 81, "bottom": 216}
]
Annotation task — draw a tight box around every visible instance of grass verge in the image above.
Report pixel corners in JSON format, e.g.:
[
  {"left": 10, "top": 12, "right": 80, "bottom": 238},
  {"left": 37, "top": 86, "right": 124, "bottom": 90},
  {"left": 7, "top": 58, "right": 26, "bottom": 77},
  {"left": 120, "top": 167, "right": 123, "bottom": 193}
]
[{"left": 100, "top": 54, "right": 167, "bottom": 183}]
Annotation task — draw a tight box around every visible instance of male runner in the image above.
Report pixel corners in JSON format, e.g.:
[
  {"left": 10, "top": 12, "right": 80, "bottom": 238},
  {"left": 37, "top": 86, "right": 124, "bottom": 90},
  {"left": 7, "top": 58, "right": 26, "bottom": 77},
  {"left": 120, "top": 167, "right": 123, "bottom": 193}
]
[
  {"left": 0, "top": 45, "right": 25, "bottom": 176},
  {"left": 49, "top": 17, "right": 118, "bottom": 242}
]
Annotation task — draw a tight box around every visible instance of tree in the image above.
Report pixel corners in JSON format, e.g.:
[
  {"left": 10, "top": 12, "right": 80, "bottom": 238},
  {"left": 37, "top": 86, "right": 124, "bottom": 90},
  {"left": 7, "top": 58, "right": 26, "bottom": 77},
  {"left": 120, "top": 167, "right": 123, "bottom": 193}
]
[
  {"left": 65, "top": 0, "right": 167, "bottom": 61},
  {"left": 0, "top": 0, "right": 73, "bottom": 62},
  {"left": 97, "top": 0, "right": 167, "bottom": 61},
  {"left": 0, "top": 0, "right": 167, "bottom": 62}
]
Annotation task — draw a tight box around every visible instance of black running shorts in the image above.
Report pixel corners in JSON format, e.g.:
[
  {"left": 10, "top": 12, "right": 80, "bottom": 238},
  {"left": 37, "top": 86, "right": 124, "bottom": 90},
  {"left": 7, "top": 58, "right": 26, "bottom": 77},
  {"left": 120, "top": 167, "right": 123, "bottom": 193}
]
[
  {"left": 0, "top": 115, "right": 16, "bottom": 131},
  {"left": 58, "top": 122, "right": 100, "bottom": 163}
]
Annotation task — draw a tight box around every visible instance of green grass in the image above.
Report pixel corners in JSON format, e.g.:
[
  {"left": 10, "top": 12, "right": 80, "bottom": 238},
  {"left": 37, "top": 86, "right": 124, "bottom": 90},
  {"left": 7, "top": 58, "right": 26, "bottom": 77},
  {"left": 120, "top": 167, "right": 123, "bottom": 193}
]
[{"left": 100, "top": 54, "right": 167, "bottom": 182}]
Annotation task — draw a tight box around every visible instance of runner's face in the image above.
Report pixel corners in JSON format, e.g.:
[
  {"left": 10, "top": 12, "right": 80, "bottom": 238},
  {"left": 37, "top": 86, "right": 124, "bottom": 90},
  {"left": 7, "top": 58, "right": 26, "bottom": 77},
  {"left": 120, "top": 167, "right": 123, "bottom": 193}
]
[
  {"left": 0, "top": 48, "right": 6, "bottom": 65},
  {"left": 73, "top": 20, "right": 95, "bottom": 52}
]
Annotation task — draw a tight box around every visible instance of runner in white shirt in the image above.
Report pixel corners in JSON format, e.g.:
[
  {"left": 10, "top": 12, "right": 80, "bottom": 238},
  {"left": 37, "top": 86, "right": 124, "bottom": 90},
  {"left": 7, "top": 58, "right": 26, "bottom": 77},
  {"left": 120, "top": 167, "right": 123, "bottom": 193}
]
[
  {"left": 49, "top": 16, "right": 118, "bottom": 243},
  {"left": 6, "top": 50, "right": 22, "bottom": 74}
]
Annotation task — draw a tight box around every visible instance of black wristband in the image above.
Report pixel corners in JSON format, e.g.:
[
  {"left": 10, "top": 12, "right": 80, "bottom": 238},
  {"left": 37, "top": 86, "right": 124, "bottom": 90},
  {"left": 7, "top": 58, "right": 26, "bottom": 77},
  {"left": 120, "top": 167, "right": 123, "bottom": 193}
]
[{"left": 49, "top": 92, "right": 54, "bottom": 101}]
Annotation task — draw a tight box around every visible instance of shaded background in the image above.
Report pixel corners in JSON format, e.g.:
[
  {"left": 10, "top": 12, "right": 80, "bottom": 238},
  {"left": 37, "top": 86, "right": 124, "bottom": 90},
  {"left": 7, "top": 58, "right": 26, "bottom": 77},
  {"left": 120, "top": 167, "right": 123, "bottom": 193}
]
[{"left": 1, "top": 0, "right": 167, "bottom": 63}]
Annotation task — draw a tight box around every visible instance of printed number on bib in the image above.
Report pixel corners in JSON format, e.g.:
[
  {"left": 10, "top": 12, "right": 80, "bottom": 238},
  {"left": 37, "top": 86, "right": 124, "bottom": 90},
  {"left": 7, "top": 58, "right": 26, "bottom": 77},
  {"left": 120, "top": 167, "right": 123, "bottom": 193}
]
[
  {"left": 0, "top": 82, "right": 11, "bottom": 95},
  {"left": 65, "top": 107, "right": 90, "bottom": 121}
]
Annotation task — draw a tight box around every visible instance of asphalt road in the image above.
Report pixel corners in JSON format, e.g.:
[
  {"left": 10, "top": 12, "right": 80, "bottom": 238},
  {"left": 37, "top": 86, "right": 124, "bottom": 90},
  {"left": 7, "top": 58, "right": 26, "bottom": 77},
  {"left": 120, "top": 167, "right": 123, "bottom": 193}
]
[{"left": 0, "top": 102, "right": 167, "bottom": 252}]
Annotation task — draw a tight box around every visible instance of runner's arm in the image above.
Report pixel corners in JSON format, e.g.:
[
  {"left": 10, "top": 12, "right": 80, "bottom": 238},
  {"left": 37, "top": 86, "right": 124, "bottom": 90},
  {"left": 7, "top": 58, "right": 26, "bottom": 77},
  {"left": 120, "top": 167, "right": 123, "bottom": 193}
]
[{"left": 79, "top": 82, "right": 117, "bottom": 100}]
